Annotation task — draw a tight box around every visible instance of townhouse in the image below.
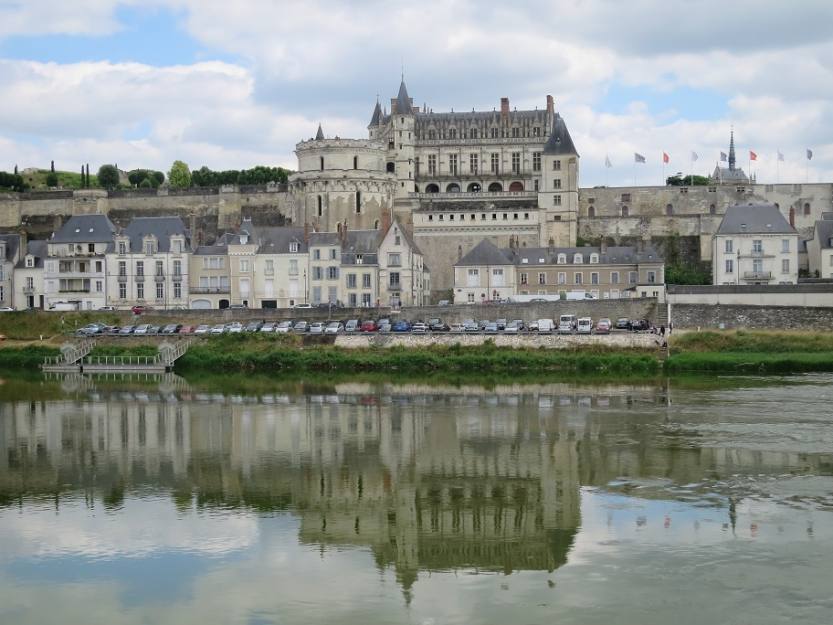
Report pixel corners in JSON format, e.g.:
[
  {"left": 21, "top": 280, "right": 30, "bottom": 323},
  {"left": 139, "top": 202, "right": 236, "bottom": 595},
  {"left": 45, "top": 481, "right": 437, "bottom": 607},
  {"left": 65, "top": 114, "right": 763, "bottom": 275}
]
[{"left": 13, "top": 240, "right": 46, "bottom": 310}]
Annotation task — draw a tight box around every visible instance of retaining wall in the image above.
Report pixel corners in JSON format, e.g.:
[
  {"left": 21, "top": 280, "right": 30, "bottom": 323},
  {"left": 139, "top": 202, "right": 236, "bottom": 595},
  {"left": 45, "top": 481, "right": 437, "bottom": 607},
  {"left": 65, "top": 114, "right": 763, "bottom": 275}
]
[
  {"left": 670, "top": 303, "right": 833, "bottom": 330},
  {"left": 335, "top": 333, "right": 661, "bottom": 350}
]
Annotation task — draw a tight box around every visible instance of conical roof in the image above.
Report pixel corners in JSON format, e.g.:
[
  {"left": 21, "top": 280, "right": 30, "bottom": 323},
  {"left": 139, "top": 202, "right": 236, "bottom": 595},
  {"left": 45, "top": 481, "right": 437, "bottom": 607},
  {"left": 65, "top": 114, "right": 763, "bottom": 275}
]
[
  {"left": 369, "top": 100, "right": 382, "bottom": 127},
  {"left": 396, "top": 80, "right": 413, "bottom": 115},
  {"left": 543, "top": 114, "right": 578, "bottom": 156},
  {"left": 315, "top": 124, "right": 324, "bottom": 140}
]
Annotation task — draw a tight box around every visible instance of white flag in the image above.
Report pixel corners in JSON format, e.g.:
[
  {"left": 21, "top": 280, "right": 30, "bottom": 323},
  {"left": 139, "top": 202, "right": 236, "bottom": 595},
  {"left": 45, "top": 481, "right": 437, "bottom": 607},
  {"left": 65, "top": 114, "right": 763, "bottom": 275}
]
[
  {"left": 777, "top": 150, "right": 784, "bottom": 161},
  {"left": 634, "top": 153, "right": 646, "bottom": 164},
  {"left": 604, "top": 155, "right": 612, "bottom": 168},
  {"left": 720, "top": 151, "right": 728, "bottom": 162},
  {"left": 691, "top": 151, "right": 699, "bottom": 161}
]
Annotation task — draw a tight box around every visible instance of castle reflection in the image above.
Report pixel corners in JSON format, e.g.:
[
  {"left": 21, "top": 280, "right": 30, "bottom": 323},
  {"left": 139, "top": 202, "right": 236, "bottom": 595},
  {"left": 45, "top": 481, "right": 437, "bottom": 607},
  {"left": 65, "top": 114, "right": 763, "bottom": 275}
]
[{"left": 1, "top": 377, "right": 829, "bottom": 595}]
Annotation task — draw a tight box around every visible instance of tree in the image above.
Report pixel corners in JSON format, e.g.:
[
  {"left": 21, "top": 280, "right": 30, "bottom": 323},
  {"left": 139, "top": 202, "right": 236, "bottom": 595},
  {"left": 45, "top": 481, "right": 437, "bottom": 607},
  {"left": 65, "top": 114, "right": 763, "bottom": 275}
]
[
  {"left": 666, "top": 174, "right": 710, "bottom": 186},
  {"left": 139, "top": 178, "right": 153, "bottom": 188},
  {"left": 168, "top": 160, "right": 191, "bottom": 189},
  {"left": 81, "top": 165, "right": 86, "bottom": 188},
  {"left": 97, "top": 164, "right": 120, "bottom": 189},
  {"left": 50, "top": 160, "right": 55, "bottom": 173},
  {"left": 46, "top": 172, "right": 59, "bottom": 187},
  {"left": 152, "top": 171, "right": 165, "bottom": 186}
]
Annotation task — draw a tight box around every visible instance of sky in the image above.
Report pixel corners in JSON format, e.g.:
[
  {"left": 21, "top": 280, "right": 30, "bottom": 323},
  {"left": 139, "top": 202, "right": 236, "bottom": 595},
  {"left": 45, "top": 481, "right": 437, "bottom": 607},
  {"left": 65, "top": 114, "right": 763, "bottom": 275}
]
[{"left": 0, "top": 0, "right": 831, "bottom": 187}]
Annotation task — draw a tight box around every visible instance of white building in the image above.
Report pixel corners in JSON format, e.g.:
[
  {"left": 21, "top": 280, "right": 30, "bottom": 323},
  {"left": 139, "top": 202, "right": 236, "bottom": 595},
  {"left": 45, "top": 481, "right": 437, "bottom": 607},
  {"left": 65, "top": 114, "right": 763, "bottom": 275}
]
[
  {"left": 0, "top": 234, "right": 21, "bottom": 309},
  {"left": 107, "top": 217, "right": 190, "bottom": 310},
  {"left": 13, "top": 240, "right": 46, "bottom": 310},
  {"left": 378, "top": 217, "right": 429, "bottom": 307},
  {"left": 712, "top": 203, "right": 799, "bottom": 285},
  {"left": 44, "top": 214, "right": 115, "bottom": 310},
  {"left": 807, "top": 216, "right": 833, "bottom": 279}
]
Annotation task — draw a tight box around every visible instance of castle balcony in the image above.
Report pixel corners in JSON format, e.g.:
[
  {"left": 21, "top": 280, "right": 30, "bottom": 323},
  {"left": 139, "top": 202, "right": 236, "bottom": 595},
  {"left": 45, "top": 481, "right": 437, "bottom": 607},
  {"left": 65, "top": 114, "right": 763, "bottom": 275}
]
[
  {"left": 117, "top": 274, "right": 128, "bottom": 282},
  {"left": 154, "top": 274, "right": 165, "bottom": 283},
  {"left": 411, "top": 191, "right": 537, "bottom": 201},
  {"left": 191, "top": 286, "right": 230, "bottom": 294},
  {"left": 418, "top": 172, "right": 535, "bottom": 181},
  {"left": 416, "top": 137, "right": 546, "bottom": 147},
  {"left": 22, "top": 286, "right": 35, "bottom": 295}
]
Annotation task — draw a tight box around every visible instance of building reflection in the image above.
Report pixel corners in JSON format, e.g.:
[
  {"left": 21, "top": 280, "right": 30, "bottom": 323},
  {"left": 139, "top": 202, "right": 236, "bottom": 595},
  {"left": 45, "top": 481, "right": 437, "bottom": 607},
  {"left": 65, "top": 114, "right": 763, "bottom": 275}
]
[{"left": 1, "top": 379, "right": 830, "bottom": 597}]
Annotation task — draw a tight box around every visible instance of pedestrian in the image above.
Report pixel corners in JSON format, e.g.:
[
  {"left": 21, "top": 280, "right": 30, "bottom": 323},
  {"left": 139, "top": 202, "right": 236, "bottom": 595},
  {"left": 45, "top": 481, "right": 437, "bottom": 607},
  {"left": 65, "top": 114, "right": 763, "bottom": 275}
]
[
  {"left": 660, "top": 325, "right": 665, "bottom": 337},
  {"left": 668, "top": 322, "right": 673, "bottom": 335}
]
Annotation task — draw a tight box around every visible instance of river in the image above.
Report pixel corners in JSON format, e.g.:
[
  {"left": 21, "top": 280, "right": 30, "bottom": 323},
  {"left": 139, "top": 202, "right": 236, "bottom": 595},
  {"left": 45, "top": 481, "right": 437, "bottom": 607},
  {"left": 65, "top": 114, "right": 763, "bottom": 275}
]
[{"left": 1, "top": 372, "right": 831, "bottom": 624}]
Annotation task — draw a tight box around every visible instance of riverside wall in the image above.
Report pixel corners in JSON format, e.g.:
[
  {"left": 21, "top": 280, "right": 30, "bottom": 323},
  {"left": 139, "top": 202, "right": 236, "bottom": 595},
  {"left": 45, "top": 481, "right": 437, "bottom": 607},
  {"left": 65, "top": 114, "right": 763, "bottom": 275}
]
[
  {"left": 335, "top": 333, "right": 661, "bottom": 350},
  {"left": 670, "top": 303, "right": 833, "bottom": 330}
]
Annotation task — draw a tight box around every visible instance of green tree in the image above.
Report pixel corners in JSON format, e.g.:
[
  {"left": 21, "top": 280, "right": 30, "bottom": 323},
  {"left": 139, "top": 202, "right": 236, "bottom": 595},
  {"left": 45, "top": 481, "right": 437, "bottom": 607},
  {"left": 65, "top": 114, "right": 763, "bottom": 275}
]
[
  {"left": 45, "top": 172, "right": 59, "bottom": 187},
  {"left": 168, "top": 160, "right": 191, "bottom": 189},
  {"left": 98, "top": 164, "right": 119, "bottom": 189},
  {"left": 152, "top": 171, "right": 165, "bottom": 186},
  {"left": 139, "top": 178, "right": 153, "bottom": 188},
  {"left": 667, "top": 174, "right": 711, "bottom": 186}
]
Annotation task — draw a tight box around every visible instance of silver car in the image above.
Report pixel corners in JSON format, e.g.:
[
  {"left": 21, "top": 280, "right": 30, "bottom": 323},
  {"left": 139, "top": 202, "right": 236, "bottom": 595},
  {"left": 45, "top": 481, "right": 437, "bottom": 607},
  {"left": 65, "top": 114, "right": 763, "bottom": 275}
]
[
  {"left": 210, "top": 324, "right": 226, "bottom": 335},
  {"left": 293, "top": 321, "right": 308, "bottom": 333},
  {"left": 309, "top": 322, "right": 325, "bottom": 335},
  {"left": 275, "top": 321, "right": 293, "bottom": 333},
  {"left": 194, "top": 324, "right": 210, "bottom": 335},
  {"left": 325, "top": 322, "right": 343, "bottom": 335},
  {"left": 260, "top": 322, "right": 276, "bottom": 333}
]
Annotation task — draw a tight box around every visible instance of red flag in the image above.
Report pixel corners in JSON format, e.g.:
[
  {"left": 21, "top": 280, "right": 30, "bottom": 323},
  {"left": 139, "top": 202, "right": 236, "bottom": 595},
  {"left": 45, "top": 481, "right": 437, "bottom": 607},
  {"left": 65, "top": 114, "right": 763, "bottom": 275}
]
[
  {"left": 749, "top": 150, "right": 757, "bottom": 161},
  {"left": 663, "top": 152, "right": 670, "bottom": 164}
]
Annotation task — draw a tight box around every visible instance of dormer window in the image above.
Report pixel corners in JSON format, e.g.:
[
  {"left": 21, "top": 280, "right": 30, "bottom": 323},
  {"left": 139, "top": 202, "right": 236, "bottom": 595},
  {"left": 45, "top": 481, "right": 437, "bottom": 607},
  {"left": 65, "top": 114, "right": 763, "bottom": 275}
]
[
  {"left": 145, "top": 240, "right": 155, "bottom": 255},
  {"left": 289, "top": 242, "right": 299, "bottom": 253},
  {"left": 590, "top": 253, "right": 599, "bottom": 264},
  {"left": 573, "top": 253, "right": 583, "bottom": 264},
  {"left": 172, "top": 239, "right": 183, "bottom": 254},
  {"left": 118, "top": 241, "right": 127, "bottom": 255},
  {"left": 25, "top": 256, "right": 34, "bottom": 268},
  {"left": 557, "top": 253, "right": 567, "bottom": 264}
]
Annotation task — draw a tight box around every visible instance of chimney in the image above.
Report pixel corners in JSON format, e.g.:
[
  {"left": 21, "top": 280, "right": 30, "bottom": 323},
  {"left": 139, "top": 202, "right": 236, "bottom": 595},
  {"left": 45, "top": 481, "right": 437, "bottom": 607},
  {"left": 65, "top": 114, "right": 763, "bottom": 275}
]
[
  {"left": 340, "top": 219, "right": 348, "bottom": 243},
  {"left": 500, "top": 97, "right": 510, "bottom": 118},
  {"left": 546, "top": 95, "right": 554, "bottom": 116},
  {"left": 304, "top": 221, "right": 310, "bottom": 244},
  {"left": 381, "top": 208, "right": 392, "bottom": 234}
]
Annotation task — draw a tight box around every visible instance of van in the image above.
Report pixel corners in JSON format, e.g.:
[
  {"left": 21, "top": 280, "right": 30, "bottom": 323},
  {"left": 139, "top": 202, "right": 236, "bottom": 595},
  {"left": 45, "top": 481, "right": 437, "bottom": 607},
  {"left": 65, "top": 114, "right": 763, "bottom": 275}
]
[
  {"left": 537, "top": 318, "right": 555, "bottom": 334},
  {"left": 577, "top": 317, "right": 593, "bottom": 334},
  {"left": 558, "top": 315, "right": 576, "bottom": 334}
]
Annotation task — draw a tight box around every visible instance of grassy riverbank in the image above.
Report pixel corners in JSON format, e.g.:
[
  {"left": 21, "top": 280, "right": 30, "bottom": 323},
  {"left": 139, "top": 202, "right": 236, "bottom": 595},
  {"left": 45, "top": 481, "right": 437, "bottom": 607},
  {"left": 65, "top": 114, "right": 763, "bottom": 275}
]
[{"left": 1, "top": 330, "right": 832, "bottom": 374}]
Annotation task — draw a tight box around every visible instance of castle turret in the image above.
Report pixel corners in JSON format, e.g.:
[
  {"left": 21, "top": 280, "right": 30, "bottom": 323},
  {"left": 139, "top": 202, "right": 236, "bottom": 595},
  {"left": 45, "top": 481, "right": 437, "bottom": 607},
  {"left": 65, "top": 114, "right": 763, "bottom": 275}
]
[
  {"left": 538, "top": 110, "right": 580, "bottom": 247},
  {"left": 389, "top": 79, "right": 416, "bottom": 199}
]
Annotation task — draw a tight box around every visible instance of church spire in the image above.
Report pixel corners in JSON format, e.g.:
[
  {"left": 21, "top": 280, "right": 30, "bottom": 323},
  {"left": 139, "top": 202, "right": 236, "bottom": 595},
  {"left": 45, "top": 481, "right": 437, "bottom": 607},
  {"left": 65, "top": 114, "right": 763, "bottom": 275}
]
[
  {"left": 395, "top": 79, "right": 413, "bottom": 115},
  {"left": 728, "top": 126, "right": 736, "bottom": 171},
  {"left": 315, "top": 123, "right": 324, "bottom": 141}
]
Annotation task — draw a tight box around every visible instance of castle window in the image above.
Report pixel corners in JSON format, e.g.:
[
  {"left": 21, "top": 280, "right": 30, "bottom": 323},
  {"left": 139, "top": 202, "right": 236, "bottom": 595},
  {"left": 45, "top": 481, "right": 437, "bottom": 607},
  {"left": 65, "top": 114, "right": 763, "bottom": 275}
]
[
  {"left": 512, "top": 127, "right": 519, "bottom": 138},
  {"left": 469, "top": 153, "right": 478, "bottom": 174},
  {"left": 490, "top": 153, "right": 499, "bottom": 174},
  {"left": 553, "top": 195, "right": 562, "bottom": 206},
  {"left": 429, "top": 130, "right": 436, "bottom": 140},
  {"left": 356, "top": 191, "right": 361, "bottom": 214},
  {"left": 449, "top": 214, "right": 454, "bottom": 221},
  {"left": 524, "top": 213, "right": 529, "bottom": 220},
  {"left": 666, "top": 204, "right": 673, "bottom": 215},
  {"left": 533, "top": 127, "right": 540, "bottom": 137},
  {"left": 448, "top": 128, "right": 457, "bottom": 139},
  {"left": 621, "top": 193, "right": 631, "bottom": 202},
  {"left": 449, "top": 154, "right": 458, "bottom": 176},
  {"left": 387, "top": 161, "right": 395, "bottom": 174},
  {"left": 428, "top": 215, "right": 433, "bottom": 221},
  {"left": 557, "top": 253, "right": 566, "bottom": 264},
  {"left": 553, "top": 160, "right": 561, "bottom": 171},
  {"left": 574, "top": 253, "right": 583, "bottom": 264},
  {"left": 471, "top": 128, "right": 478, "bottom": 139},
  {"left": 320, "top": 157, "right": 324, "bottom": 171},
  {"left": 588, "top": 206, "right": 596, "bottom": 218},
  {"left": 511, "top": 152, "right": 520, "bottom": 174},
  {"left": 491, "top": 128, "right": 498, "bottom": 138},
  {"left": 428, "top": 155, "right": 437, "bottom": 176},
  {"left": 533, "top": 152, "right": 541, "bottom": 172},
  {"left": 709, "top": 204, "right": 716, "bottom": 214},
  {"left": 804, "top": 202, "right": 811, "bottom": 215},
  {"left": 621, "top": 205, "right": 629, "bottom": 217},
  {"left": 317, "top": 195, "right": 323, "bottom": 217},
  {"left": 353, "top": 156, "right": 358, "bottom": 169},
  {"left": 553, "top": 178, "right": 561, "bottom": 189},
  {"left": 481, "top": 214, "right": 486, "bottom": 220},
  {"left": 590, "top": 253, "right": 599, "bottom": 264}
]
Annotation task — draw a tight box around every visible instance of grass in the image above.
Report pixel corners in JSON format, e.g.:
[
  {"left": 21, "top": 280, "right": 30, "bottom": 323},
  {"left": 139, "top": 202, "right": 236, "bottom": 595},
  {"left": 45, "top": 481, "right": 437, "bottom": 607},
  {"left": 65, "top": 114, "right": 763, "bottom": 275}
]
[
  {"left": 0, "top": 311, "right": 121, "bottom": 340},
  {"left": 670, "top": 330, "right": 833, "bottom": 354},
  {"left": 19, "top": 169, "right": 100, "bottom": 190}
]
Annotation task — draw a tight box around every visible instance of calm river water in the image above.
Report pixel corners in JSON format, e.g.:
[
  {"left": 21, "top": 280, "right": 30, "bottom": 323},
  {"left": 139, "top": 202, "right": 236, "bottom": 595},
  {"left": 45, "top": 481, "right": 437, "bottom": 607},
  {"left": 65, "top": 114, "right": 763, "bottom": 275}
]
[{"left": 1, "top": 372, "right": 832, "bottom": 625}]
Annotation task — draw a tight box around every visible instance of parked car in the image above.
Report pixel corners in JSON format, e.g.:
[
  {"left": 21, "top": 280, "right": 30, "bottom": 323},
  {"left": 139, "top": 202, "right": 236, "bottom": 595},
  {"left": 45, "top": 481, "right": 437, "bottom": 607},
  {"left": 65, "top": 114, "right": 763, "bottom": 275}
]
[
  {"left": 412, "top": 322, "right": 428, "bottom": 334},
  {"left": 615, "top": 318, "right": 631, "bottom": 331},
  {"left": 260, "top": 322, "right": 276, "bottom": 333},
  {"left": 133, "top": 324, "right": 151, "bottom": 335},
  {"left": 106, "top": 325, "right": 122, "bottom": 336},
  {"left": 538, "top": 319, "right": 555, "bottom": 334},
  {"left": 293, "top": 320, "right": 309, "bottom": 333},
  {"left": 478, "top": 319, "right": 490, "bottom": 330},
  {"left": 484, "top": 322, "right": 499, "bottom": 334},
  {"left": 360, "top": 320, "right": 377, "bottom": 333},
  {"left": 463, "top": 320, "right": 479, "bottom": 333},
  {"left": 391, "top": 320, "right": 411, "bottom": 333},
  {"left": 76, "top": 323, "right": 106, "bottom": 336},
  {"left": 178, "top": 325, "right": 195, "bottom": 335},
  {"left": 119, "top": 325, "right": 136, "bottom": 335},
  {"left": 527, "top": 320, "right": 539, "bottom": 332},
  {"left": 449, "top": 323, "right": 465, "bottom": 334},
  {"left": 229, "top": 304, "right": 248, "bottom": 310},
  {"left": 558, "top": 315, "right": 576, "bottom": 334},
  {"left": 325, "top": 321, "right": 343, "bottom": 335},
  {"left": 595, "top": 318, "right": 612, "bottom": 334},
  {"left": 631, "top": 319, "right": 651, "bottom": 332},
  {"left": 131, "top": 305, "right": 147, "bottom": 315},
  {"left": 97, "top": 306, "right": 116, "bottom": 311},
  {"left": 194, "top": 324, "right": 210, "bottom": 335},
  {"left": 345, "top": 319, "right": 360, "bottom": 333},
  {"left": 438, "top": 300, "right": 450, "bottom": 306},
  {"left": 244, "top": 321, "right": 262, "bottom": 332},
  {"left": 293, "top": 303, "right": 314, "bottom": 309},
  {"left": 210, "top": 324, "right": 226, "bottom": 335},
  {"left": 275, "top": 321, "right": 294, "bottom": 333},
  {"left": 146, "top": 325, "right": 161, "bottom": 335},
  {"left": 504, "top": 320, "right": 521, "bottom": 334},
  {"left": 226, "top": 322, "right": 243, "bottom": 333},
  {"left": 428, "top": 318, "right": 449, "bottom": 332},
  {"left": 309, "top": 322, "right": 325, "bottom": 335},
  {"left": 577, "top": 317, "right": 593, "bottom": 335},
  {"left": 161, "top": 324, "right": 181, "bottom": 335},
  {"left": 378, "top": 321, "right": 392, "bottom": 333},
  {"left": 495, "top": 318, "right": 507, "bottom": 330}
]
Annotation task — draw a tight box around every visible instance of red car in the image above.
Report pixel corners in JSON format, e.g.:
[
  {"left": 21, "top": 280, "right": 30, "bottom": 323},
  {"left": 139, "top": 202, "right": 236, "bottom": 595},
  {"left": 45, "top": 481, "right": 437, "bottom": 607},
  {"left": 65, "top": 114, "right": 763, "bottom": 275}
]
[
  {"left": 360, "top": 320, "right": 377, "bottom": 333},
  {"left": 178, "top": 325, "right": 196, "bottom": 334}
]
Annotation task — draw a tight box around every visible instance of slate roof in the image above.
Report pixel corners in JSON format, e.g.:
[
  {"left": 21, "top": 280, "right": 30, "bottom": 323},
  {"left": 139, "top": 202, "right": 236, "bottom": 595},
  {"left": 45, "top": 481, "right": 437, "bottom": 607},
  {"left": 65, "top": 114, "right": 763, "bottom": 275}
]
[
  {"left": 716, "top": 204, "right": 796, "bottom": 235},
  {"left": 15, "top": 239, "right": 47, "bottom": 269},
  {"left": 315, "top": 124, "right": 324, "bottom": 140},
  {"left": 455, "top": 239, "right": 512, "bottom": 266},
  {"left": 0, "top": 234, "right": 20, "bottom": 262},
  {"left": 712, "top": 166, "right": 749, "bottom": 183},
  {"left": 309, "top": 232, "right": 341, "bottom": 247},
  {"left": 52, "top": 214, "right": 116, "bottom": 243},
  {"left": 814, "top": 219, "right": 833, "bottom": 249},
  {"left": 395, "top": 80, "right": 413, "bottom": 115},
  {"left": 120, "top": 216, "right": 189, "bottom": 253},
  {"left": 543, "top": 114, "right": 578, "bottom": 156},
  {"left": 193, "top": 245, "right": 228, "bottom": 256},
  {"left": 369, "top": 101, "right": 383, "bottom": 127},
  {"left": 510, "top": 246, "right": 663, "bottom": 265}
]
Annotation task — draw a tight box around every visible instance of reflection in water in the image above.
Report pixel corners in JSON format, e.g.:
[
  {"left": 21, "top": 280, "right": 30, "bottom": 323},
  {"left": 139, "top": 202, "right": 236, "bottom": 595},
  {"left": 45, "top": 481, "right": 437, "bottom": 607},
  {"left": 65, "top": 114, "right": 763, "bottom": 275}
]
[{"left": 1, "top": 374, "right": 833, "bottom": 624}]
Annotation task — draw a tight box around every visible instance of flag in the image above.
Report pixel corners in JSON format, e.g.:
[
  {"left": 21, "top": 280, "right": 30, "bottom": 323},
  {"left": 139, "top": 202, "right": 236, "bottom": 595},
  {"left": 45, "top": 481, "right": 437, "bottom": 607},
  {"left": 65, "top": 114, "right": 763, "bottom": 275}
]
[
  {"left": 634, "top": 153, "right": 646, "bottom": 163},
  {"left": 691, "top": 151, "right": 699, "bottom": 161},
  {"left": 777, "top": 150, "right": 784, "bottom": 162},
  {"left": 807, "top": 148, "right": 814, "bottom": 160},
  {"left": 604, "top": 155, "right": 612, "bottom": 168},
  {"left": 720, "top": 151, "right": 728, "bottom": 162},
  {"left": 663, "top": 152, "right": 670, "bottom": 164},
  {"left": 749, "top": 150, "right": 757, "bottom": 161}
]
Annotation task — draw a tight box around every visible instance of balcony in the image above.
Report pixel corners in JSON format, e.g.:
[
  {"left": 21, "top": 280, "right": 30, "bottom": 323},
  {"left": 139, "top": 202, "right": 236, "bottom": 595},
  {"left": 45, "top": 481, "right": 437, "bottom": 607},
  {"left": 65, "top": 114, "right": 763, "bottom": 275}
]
[
  {"left": 743, "top": 271, "right": 773, "bottom": 280},
  {"left": 117, "top": 274, "right": 128, "bottom": 282},
  {"left": 154, "top": 275, "right": 165, "bottom": 282},
  {"left": 738, "top": 251, "right": 774, "bottom": 259},
  {"left": 412, "top": 191, "right": 537, "bottom": 201},
  {"left": 172, "top": 274, "right": 183, "bottom": 282},
  {"left": 22, "top": 286, "right": 35, "bottom": 295},
  {"left": 191, "top": 286, "right": 230, "bottom": 294}
]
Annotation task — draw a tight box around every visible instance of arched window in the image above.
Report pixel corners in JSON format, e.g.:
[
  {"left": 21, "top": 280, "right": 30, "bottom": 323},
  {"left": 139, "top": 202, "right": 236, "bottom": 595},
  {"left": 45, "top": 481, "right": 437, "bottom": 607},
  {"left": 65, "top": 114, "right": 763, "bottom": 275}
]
[
  {"left": 557, "top": 253, "right": 567, "bottom": 264},
  {"left": 588, "top": 206, "right": 596, "bottom": 218},
  {"left": 509, "top": 181, "right": 524, "bottom": 192},
  {"left": 317, "top": 195, "right": 323, "bottom": 217},
  {"left": 353, "top": 156, "right": 358, "bottom": 169},
  {"left": 467, "top": 182, "right": 481, "bottom": 192},
  {"left": 446, "top": 183, "right": 460, "bottom": 193},
  {"left": 804, "top": 202, "right": 811, "bottom": 216},
  {"left": 709, "top": 204, "right": 716, "bottom": 215},
  {"left": 488, "top": 182, "right": 503, "bottom": 192},
  {"left": 425, "top": 184, "right": 439, "bottom": 193},
  {"left": 374, "top": 220, "right": 380, "bottom": 229},
  {"left": 573, "top": 253, "right": 583, "bottom": 264},
  {"left": 622, "top": 205, "right": 629, "bottom": 217},
  {"left": 666, "top": 203, "right": 673, "bottom": 215}
]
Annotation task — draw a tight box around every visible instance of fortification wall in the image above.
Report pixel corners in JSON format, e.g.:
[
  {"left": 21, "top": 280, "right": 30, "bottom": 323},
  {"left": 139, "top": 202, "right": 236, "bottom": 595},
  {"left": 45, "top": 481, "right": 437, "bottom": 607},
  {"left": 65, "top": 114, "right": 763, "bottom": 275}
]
[{"left": 671, "top": 303, "right": 833, "bottom": 330}]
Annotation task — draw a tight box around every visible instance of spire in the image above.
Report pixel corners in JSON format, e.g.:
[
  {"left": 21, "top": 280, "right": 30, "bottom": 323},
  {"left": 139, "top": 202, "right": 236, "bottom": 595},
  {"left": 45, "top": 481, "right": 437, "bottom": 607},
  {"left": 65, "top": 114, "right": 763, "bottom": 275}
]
[
  {"left": 369, "top": 99, "right": 382, "bottom": 127},
  {"left": 395, "top": 79, "right": 413, "bottom": 115},
  {"left": 728, "top": 126, "right": 736, "bottom": 171},
  {"left": 315, "top": 124, "right": 324, "bottom": 141}
]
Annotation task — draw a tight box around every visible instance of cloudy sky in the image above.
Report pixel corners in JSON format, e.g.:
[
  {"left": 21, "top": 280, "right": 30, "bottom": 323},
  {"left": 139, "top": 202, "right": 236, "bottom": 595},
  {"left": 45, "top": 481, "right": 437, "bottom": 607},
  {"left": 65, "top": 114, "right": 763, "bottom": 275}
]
[{"left": 0, "top": 0, "right": 831, "bottom": 187}]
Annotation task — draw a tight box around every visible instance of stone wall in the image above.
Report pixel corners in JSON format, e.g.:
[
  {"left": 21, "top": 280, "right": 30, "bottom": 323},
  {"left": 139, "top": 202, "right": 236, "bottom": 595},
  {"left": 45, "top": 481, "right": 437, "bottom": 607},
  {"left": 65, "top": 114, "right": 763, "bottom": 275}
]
[
  {"left": 335, "top": 333, "right": 661, "bottom": 350},
  {"left": 670, "top": 303, "right": 833, "bottom": 330},
  {"left": 668, "top": 284, "right": 833, "bottom": 308}
]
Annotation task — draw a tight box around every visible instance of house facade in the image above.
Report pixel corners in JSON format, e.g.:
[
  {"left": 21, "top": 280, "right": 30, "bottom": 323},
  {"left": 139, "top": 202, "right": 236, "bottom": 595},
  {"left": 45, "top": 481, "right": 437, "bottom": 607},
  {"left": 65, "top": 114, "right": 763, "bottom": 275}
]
[
  {"left": 807, "top": 215, "right": 833, "bottom": 279},
  {"left": 712, "top": 203, "right": 799, "bottom": 285},
  {"left": 0, "top": 234, "right": 21, "bottom": 308},
  {"left": 13, "top": 240, "right": 46, "bottom": 310}
]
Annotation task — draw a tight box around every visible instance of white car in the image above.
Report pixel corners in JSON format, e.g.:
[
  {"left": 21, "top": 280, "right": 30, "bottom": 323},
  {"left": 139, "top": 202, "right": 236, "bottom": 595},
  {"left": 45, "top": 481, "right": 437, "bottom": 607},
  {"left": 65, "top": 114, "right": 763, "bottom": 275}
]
[
  {"left": 226, "top": 322, "right": 243, "bottom": 333},
  {"left": 260, "top": 322, "right": 276, "bottom": 333},
  {"left": 411, "top": 322, "right": 428, "bottom": 334},
  {"left": 558, "top": 315, "right": 576, "bottom": 334},
  {"left": 194, "top": 324, "right": 210, "bottom": 335},
  {"left": 133, "top": 324, "right": 151, "bottom": 335},
  {"left": 537, "top": 319, "right": 555, "bottom": 334},
  {"left": 325, "top": 322, "right": 343, "bottom": 335},
  {"left": 210, "top": 324, "right": 226, "bottom": 335},
  {"left": 309, "top": 322, "right": 325, "bottom": 334},
  {"left": 577, "top": 317, "right": 593, "bottom": 334},
  {"left": 274, "top": 321, "right": 293, "bottom": 333}
]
